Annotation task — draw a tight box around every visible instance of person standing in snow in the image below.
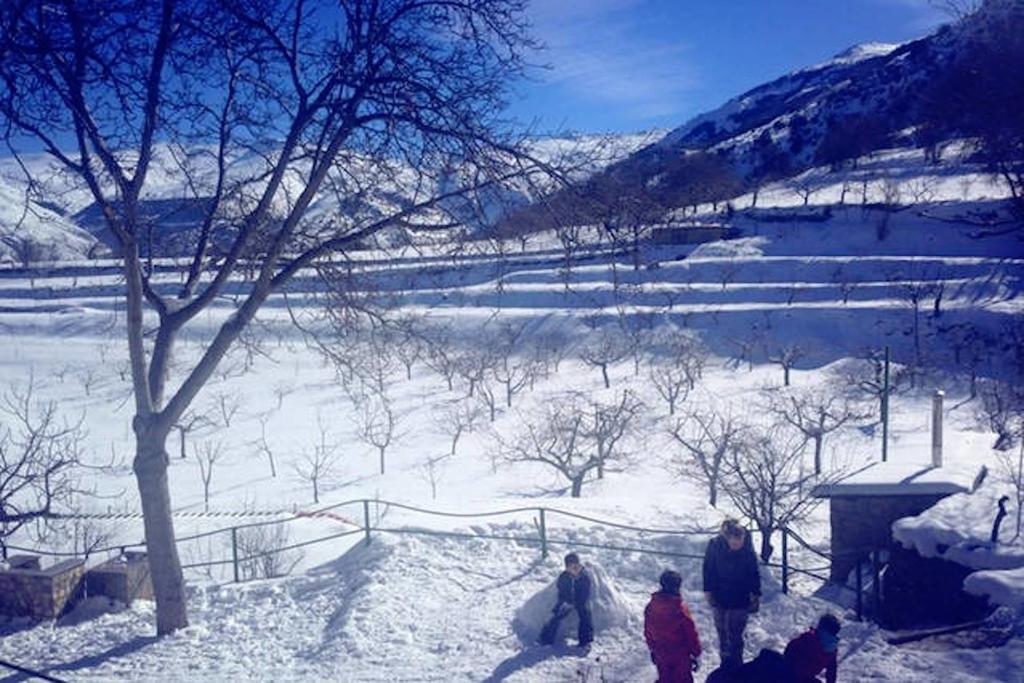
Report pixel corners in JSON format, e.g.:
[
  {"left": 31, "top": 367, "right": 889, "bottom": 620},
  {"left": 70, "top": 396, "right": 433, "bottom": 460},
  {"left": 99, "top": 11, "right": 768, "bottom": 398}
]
[
  {"left": 702, "top": 519, "right": 761, "bottom": 671},
  {"left": 539, "top": 552, "right": 593, "bottom": 648},
  {"left": 783, "top": 613, "right": 840, "bottom": 683},
  {"left": 644, "top": 569, "right": 702, "bottom": 683}
]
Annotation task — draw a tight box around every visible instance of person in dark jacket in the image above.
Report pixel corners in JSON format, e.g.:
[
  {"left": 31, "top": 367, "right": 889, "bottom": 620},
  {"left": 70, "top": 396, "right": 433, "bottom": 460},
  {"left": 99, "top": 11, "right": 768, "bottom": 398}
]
[
  {"left": 783, "top": 613, "right": 840, "bottom": 683},
  {"left": 644, "top": 570, "right": 702, "bottom": 683},
  {"left": 539, "top": 552, "right": 593, "bottom": 647},
  {"left": 705, "top": 648, "right": 794, "bottom": 683},
  {"left": 702, "top": 519, "right": 761, "bottom": 671}
]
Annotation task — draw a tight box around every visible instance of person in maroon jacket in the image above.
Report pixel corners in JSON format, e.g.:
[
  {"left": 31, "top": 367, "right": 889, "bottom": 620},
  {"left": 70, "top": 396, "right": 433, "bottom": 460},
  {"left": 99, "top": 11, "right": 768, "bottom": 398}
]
[
  {"left": 783, "top": 613, "right": 841, "bottom": 683},
  {"left": 644, "top": 570, "right": 702, "bottom": 683}
]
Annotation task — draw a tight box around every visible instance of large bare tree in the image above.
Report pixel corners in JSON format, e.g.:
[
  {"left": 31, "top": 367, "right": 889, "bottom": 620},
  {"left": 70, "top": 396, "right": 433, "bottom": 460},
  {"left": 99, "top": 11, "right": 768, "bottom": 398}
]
[{"left": 0, "top": 0, "right": 551, "bottom": 634}]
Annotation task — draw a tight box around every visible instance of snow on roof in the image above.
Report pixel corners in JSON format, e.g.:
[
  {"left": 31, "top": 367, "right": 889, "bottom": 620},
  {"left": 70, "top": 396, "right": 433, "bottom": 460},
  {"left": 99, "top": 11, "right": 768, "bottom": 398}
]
[
  {"left": 813, "top": 460, "right": 985, "bottom": 498},
  {"left": 893, "top": 478, "right": 1024, "bottom": 572}
]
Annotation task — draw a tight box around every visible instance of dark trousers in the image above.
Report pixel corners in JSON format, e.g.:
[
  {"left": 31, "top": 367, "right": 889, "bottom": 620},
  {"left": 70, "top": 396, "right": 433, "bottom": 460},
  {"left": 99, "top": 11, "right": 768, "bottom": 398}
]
[
  {"left": 654, "top": 657, "right": 694, "bottom": 683},
  {"left": 712, "top": 606, "right": 749, "bottom": 670},
  {"left": 539, "top": 603, "right": 593, "bottom": 645}
]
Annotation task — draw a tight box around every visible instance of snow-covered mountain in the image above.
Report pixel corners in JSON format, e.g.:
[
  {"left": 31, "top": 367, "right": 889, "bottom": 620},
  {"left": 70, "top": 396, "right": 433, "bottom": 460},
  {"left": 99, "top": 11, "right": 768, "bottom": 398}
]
[
  {"left": 594, "top": 0, "right": 1022, "bottom": 206},
  {"left": 0, "top": 131, "right": 654, "bottom": 262}
]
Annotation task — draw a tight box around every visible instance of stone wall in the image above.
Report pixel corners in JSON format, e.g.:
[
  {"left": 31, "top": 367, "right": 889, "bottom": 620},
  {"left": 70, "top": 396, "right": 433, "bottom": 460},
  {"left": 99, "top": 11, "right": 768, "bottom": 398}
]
[
  {"left": 0, "top": 558, "right": 85, "bottom": 619},
  {"left": 829, "top": 494, "right": 949, "bottom": 582},
  {"left": 86, "top": 553, "right": 153, "bottom": 605}
]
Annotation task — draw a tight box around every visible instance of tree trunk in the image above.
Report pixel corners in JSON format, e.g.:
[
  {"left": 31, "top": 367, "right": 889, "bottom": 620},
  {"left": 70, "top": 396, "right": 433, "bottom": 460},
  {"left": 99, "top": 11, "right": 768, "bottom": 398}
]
[
  {"left": 380, "top": 447, "right": 386, "bottom": 475},
  {"left": 505, "top": 383, "right": 512, "bottom": 408},
  {"left": 134, "top": 434, "right": 189, "bottom": 635},
  {"left": 571, "top": 476, "right": 583, "bottom": 498},
  {"left": 759, "top": 527, "right": 773, "bottom": 563},
  {"left": 783, "top": 366, "right": 791, "bottom": 386},
  {"left": 601, "top": 364, "right": 610, "bottom": 389}
]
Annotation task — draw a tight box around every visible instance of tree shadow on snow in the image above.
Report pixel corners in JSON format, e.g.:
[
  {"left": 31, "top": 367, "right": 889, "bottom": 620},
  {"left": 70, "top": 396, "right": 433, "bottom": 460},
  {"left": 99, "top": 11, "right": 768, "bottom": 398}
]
[
  {"left": 482, "top": 645, "right": 581, "bottom": 683},
  {"left": 0, "top": 635, "right": 158, "bottom": 682}
]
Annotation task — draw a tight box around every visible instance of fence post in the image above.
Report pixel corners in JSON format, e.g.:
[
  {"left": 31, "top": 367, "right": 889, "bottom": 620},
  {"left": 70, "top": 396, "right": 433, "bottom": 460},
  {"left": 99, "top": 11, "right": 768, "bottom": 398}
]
[
  {"left": 855, "top": 560, "right": 863, "bottom": 622},
  {"left": 231, "top": 527, "right": 240, "bottom": 584},
  {"left": 363, "top": 500, "right": 372, "bottom": 546},
  {"left": 539, "top": 508, "right": 548, "bottom": 559},
  {"left": 781, "top": 527, "right": 789, "bottom": 595}
]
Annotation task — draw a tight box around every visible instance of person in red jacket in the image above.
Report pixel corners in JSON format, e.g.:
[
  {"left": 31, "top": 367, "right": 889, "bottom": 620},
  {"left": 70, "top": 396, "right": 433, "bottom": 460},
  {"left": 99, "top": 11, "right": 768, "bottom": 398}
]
[
  {"left": 783, "top": 613, "right": 841, "bottom": 683},
  {"left": 644, "top": 570, "right": 702, "bottom": 683}
]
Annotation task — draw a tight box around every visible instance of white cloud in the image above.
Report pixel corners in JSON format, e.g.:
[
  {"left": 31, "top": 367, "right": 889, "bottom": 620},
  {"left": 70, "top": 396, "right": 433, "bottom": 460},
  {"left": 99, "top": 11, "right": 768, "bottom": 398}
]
[{"left": 526, "top": 0, "right": 697, "bottom": 118}]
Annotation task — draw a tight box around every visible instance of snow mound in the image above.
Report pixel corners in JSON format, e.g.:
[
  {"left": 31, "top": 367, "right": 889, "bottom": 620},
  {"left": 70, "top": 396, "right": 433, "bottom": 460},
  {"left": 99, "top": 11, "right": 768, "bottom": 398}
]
[
  {"left": 511, "top": 562, "right": 632, "bottom": 645},
  {"left": 688, "top": 236, "right": 768, "bottom": 259}
]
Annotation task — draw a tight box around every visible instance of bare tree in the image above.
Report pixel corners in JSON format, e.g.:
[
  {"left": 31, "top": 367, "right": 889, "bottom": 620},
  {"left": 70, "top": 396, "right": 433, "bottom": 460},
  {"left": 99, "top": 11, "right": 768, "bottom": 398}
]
[
  {"left": 251, "top": 413, "right": 277, "bottom": 478},
  {"left": 790, "top": 176, "right": 818, "bottom": 206},
  {"left": 578, "top": 324, "right": 631, "bottom": 389},
  {"left": 172, "top": 409, "right": 215, "bottom": 460},
  {"left": 357, "top": 393, "right": 398, "bottom": 475},
  {"left": 390, "top": 318, "right": 425, "bottom": 381},
  {"left": 234, "top": 523, "right": 304, "bottom": 580},
  {"left": 977, "top": 380, "right": 1024, "bottom": 452},
  {"left": 491, "top": 324, "right": 541, "bottom": 408},
  {"left": 193, "top": 440, "right": 224, "bottom": 513},
  {"left": 579, "top": 389, "right": 642, "bottom": 479},
  {"left": 765, "top": 387, "right": 868, "bottom": 474},
  {"left": 292, "top": 419, "right": 340, "bottom": 504},
  {"left": 210, "top": 391, "right": 243, "bottom": 429},
  {"left": 649, "top": 360, "right": 692, "bottom": 416},
  {"left": 719, "top": 425, "right": 835, "bottom": 562},
  {"left": 839, "top": 350, "right": 911, "bottom": 424},
  {"left": 272, "top": 381, "right": 295, "bottom": 411},
  {"left": 420, "top": 454, "right": 449, "bottom": 500},
  {"left": 728, "top": 335, "right": 761, "bottom": 372},
  {"left": 0, "top": 382, "right": 85, "bottom": 552},
  {"left": 889, "top": 267, "right": 943, "bottom": 369},
  {"left": 668, "top": 404, "right": 747, "bottom": 507},
  {"left": 423, "top": 329, "right": 461, "bottom": 392},
  {"left": 499, "top": 400, "right": 599, "bottom": 498},
  {"left": 0, "top": 0, "right": 550, "bottom": 634},
  {"left": 768, "top": 343, "right": 806, "bottom": 387},
  {"left": 438, "top": 400, "right": 483, "bottom": 457}
]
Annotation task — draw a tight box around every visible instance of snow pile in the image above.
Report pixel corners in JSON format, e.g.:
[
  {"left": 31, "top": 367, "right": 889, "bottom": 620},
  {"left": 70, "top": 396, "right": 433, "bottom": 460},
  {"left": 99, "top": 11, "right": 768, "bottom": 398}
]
[
  {"left": 965, "top": 568, "right": 1024, "bottom": 611},
  {"left": 511, "top": 562, "right": 632, "bottom": 645}
]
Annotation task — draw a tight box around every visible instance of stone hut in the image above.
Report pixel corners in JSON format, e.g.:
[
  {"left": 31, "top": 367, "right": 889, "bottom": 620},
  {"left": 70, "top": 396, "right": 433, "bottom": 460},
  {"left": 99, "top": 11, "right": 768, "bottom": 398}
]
[{"left": 813, "top": 460, "right": 985, "bottom": 583}]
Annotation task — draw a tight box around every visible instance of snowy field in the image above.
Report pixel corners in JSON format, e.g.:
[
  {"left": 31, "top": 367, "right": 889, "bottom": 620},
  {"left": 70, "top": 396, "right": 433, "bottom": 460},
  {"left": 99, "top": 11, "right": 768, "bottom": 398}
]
[{"left": 1, "top": 203, "right": 1023, "bottom": 681}]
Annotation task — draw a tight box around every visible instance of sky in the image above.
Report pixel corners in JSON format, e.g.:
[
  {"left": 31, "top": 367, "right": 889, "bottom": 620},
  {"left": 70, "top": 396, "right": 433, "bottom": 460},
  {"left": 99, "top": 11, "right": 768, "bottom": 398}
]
[{"left": 506, "top": 0, "right": 953, "bottom": 135}]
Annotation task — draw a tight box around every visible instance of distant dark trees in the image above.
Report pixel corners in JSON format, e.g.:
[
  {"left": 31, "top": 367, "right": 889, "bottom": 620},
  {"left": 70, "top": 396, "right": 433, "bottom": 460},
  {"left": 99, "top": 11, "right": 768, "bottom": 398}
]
[
  {"left": 921, "top": 4, "right": 1024, "bottom": 214},
  {"left": 814, "top": 116, "right": 889, "bottom": 170},
  {"left": 505, "top": 149, "right": 743, "bottom": 235}
]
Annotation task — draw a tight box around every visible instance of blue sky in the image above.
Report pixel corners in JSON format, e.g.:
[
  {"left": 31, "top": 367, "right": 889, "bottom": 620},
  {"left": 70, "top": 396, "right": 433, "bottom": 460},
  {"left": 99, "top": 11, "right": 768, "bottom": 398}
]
[{"left": 507, "top": 0, "right": 951, "bottom": 134}]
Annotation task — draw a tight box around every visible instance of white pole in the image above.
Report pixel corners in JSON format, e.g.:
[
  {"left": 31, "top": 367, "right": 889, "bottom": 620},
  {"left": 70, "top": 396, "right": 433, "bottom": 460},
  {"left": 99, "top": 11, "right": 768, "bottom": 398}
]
[{"left": 931, "top": 390, "right": 944, "bottom": 468}]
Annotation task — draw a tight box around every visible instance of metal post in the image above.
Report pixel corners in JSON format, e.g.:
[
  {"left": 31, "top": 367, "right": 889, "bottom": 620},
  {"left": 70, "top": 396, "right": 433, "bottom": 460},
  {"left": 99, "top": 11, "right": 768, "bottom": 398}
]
[
  {"left": 539, "top": 508, "right": 548, "bottom": 558},
  {"left": 231, "top": 527, "right": 240, "bottom": 583},
  {"left": 781, "top": 527, "right": 789, "bottom": 595},
  {"left": 363, "top": 499, "right": 372, "bottom": 546},
  {"left": 855, "top": 560, "right": 863, "bottom": 621},
  {"left": 881, "top": 346, "right": 890, "bottom": 462},
  {"left": 871, "top": 549, "right": 881, "bottom": 621}
]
